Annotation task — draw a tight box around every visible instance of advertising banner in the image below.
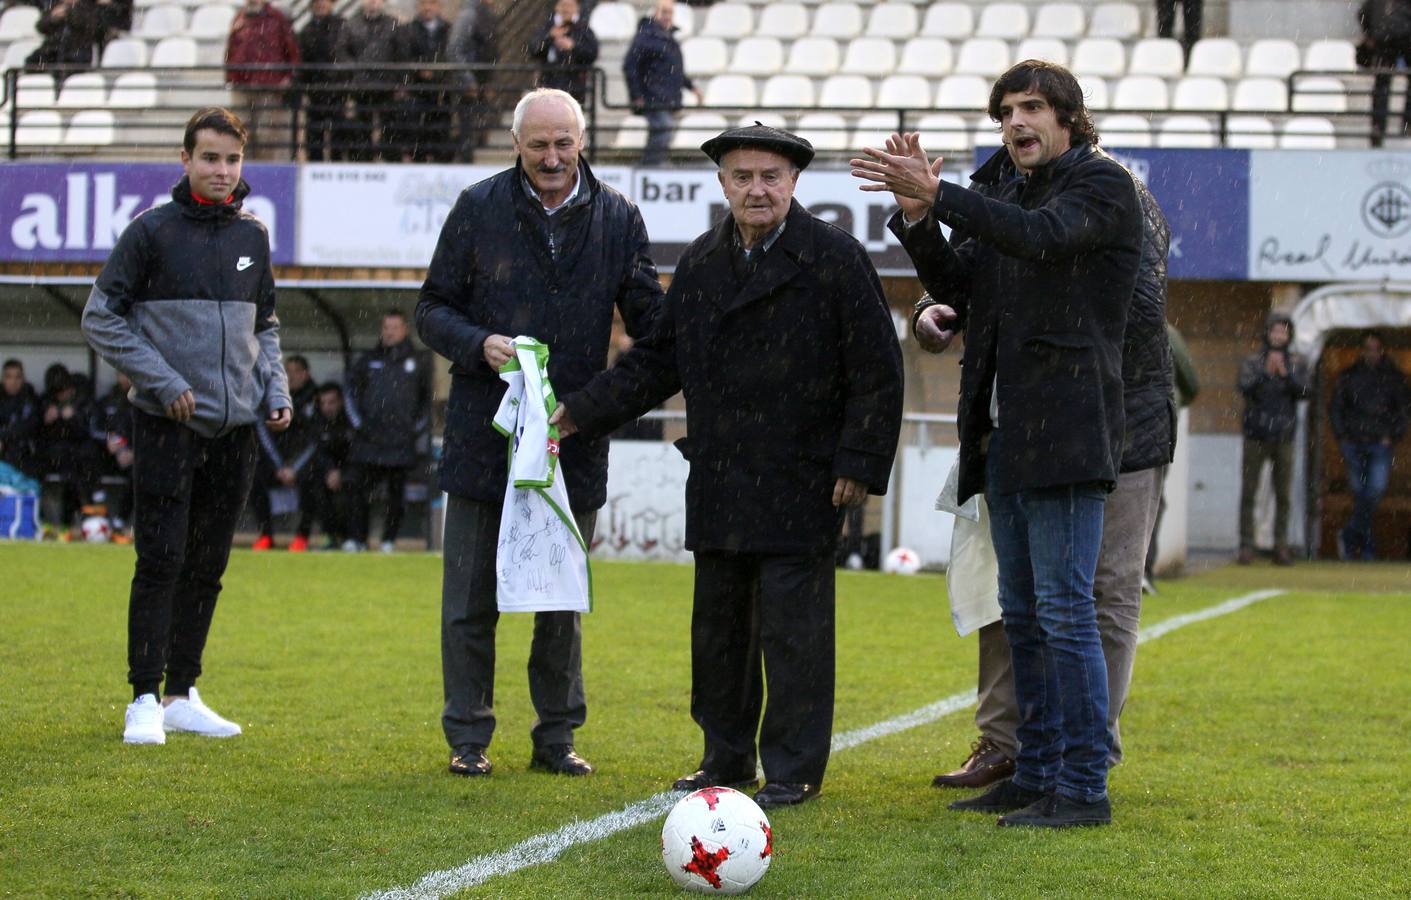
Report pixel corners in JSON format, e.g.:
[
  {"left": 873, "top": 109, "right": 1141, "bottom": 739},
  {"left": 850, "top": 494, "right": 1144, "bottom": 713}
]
[
  {"left": 1248, "top": 150, "right": 1411, "bottom": 282},
  {"left": 0, "top": 162, "right": 297, "bottom": 264}
]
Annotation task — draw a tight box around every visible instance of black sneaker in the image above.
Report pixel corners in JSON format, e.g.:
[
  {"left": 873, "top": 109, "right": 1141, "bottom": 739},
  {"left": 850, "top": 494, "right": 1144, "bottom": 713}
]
[
  {"left": 998, "top": 793, "right": 1112, "bottom": 828},
  {"left": 948, "top": 778, "right": 1050, "bottom": 813}
]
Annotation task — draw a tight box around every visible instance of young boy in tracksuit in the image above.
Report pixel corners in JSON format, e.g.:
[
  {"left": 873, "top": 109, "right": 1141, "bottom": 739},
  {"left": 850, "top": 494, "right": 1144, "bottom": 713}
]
[{"left": 82, "top": 107, "right": 292, "bottom": 744}]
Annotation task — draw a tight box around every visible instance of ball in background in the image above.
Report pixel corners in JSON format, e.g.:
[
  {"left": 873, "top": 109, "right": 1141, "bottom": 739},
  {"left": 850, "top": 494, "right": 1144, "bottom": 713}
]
[
  {"left": 883, "top": 546, "right": 921, "bottom": 575},
  {"left": 662, "top": 787, "right": 773, "bottom": 894},
  {"left": 81, "top": 515, "right": 112, "bottom": 544}
]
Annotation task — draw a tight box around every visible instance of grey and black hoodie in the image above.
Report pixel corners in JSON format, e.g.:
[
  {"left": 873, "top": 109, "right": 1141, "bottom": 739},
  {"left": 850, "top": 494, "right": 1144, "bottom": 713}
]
[{"left": 81, "top": 176, "right": 289, "bottom": 438}]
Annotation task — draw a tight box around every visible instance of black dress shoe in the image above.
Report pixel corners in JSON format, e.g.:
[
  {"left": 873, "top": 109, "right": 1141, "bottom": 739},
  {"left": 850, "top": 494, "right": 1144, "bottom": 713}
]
[
  {"left": 947, "top": 778, "right": 1049, "bottom": 813},
  {"left": 998, "top": 793, "right": 1111, "bottom": 828},
  {"left": 449, "top": 744, "right": 491, "bottom": 777},
  {"left": 672, "top": 769, "right": 758, "bottom": 792},
  {"left": 753, "top": 782, "right": 820, "bottom": 809},
  {"left": 530, "top": 743, "right": 594, "bottom": 776}
]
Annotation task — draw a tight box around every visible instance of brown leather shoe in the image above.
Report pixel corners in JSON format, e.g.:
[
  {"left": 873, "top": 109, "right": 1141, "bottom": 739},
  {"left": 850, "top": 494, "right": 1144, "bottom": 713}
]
[
  {"left": 1236, "top": 547, "right": 1253, "bottom": 565},
  {"left": 932, "top": 737, "right": 1015, "bottom": 789}
]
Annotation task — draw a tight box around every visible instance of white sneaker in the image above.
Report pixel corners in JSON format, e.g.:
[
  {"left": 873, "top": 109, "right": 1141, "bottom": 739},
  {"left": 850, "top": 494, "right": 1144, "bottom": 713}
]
[
  {"left": 845, "top": 552, "right": 864, "bottom": 571},
  {"left": 123, "top": 694, "right": 165, "bottom": 744},
  {"left": 162, "top": 687, "right": 242, "bottom": 738},
  {"left": 379, "top": 541, "right": 395, "bottom": 554},
  {"left": 341, "top": 539, "right": 363, "bottom": 553}
]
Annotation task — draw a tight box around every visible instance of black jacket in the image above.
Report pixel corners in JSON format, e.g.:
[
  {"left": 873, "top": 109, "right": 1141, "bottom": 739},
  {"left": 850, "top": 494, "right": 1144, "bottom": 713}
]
[
  {"left": 1238, "top": 313, "right": 1310, "bottom": 443},
  {"left": 1360, "top": 0, "right": 1411, "bottom": 44},
  {"left": 394, "top": 15, "right": 451, "bottom": 86},
  {"left": 345, "top": 339, "right": 432, "bottom": 469},
  {"left": 28, "top": 0, "right": 101, "bottom": 69},
  {"left": 416, "top": 159, "right": 662, "bottom": 512},
  {"left": 1331, "top": 355, "right": 1410, "bottom": 444},
  {"left": 256, "top": 378, "right": 319, "bottom": 472},
  {"left": 0, "top": 383, "right": 40, "bottom": 476},
  {"left": 312, "top": 406, "right": 355, "bottom": 475},
  {"left": 335, "top": 10, "right": 399, "bottom": 87},
  {"left": 529, "top": 14, "right": 598, "bottom": 101},
  {"left": 564, "top": 200, "right": 904, "bottom": 555},
  {"left": 297, "top": 13, "right": 343, "bottom": 86},
  {"left": 623, "top": 16, "right": 693, "bottom": 110},
  {"left": 895, "top": 141, "right": 1141, "bottom": 503}
]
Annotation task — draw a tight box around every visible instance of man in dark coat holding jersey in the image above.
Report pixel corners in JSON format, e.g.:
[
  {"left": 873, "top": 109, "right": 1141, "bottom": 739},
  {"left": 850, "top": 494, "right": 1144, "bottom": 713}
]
[{"left": 554, "top": 124, "right": 904, "bottom": 809}]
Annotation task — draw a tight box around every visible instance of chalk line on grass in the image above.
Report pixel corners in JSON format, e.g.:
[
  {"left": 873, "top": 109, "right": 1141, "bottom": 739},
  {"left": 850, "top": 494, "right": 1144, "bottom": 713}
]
[{"left": 364, "top": 588, "right": 1285, "bottom": 900}]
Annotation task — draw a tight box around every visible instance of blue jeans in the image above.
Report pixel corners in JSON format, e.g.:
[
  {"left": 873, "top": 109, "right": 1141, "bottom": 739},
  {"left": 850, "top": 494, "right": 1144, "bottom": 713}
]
[
  {"left": 987, "top": 470, "right": 1110, "bottom": 802},
  {"left": 1340, "top": 440, "right": 1393, "bottom": 559},
  {"left": 642, "top": 109, "right": 675, "bottom": 166}
]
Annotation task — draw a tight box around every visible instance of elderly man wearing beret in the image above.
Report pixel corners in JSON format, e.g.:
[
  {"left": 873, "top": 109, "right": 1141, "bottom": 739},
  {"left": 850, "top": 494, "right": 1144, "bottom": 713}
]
[{"left": 553, "top": 124, "right": 904, "bottom": 809}]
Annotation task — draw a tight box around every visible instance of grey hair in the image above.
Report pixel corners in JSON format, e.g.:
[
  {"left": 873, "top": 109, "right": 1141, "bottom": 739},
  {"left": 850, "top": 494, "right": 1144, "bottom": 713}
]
[{"left": 511, "top": 89, "right": 586, "bottom": 140}]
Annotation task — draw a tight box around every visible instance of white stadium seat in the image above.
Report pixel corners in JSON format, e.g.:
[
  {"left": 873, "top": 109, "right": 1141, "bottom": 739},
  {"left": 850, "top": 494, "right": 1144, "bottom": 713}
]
[
  {"left": 672, "top": 112, "right": 728, "bottom": 148},
  {"left": 1088, "top": 3, "right": 1142, "bottom": 39},
  {"left": 784, "top": 38, "right": 841, "bottom": 77},
  {"left": 101, "top": 38, "right": 151, "bottom": 69},
  {"left": 1077, "top": 74, "right": 1110, "bottom": 109},
  {"left": 976, "top": 3, "right": 1029, "bottom": 39},
  {"left": 1113, "top": 75, "right": 1170, "bottom": 110},
  {"left": 760, "top": 74, "right": 815, "bottom": 107},
  {"left": 150, "top": 36, "right": 197, "bottom": 67},
  {"left": 134, "top": 4, "right": 188, "bottom": 40},
  {"left": 737, "top": 113, "right": 787, "bottom": 131},
  {"left": 1232, "top": 77, "right": 1288, "bottom": 112},
  {"left": 877, "top": 75, "right": 933, "bottom": 110},
  {"left": 1100, "top": 113, "right": 1153, "bottom": 146},
  {"left": 795, "top": 112, "right": 850, "bottom": 150},
  {"left": 1292, "top": 76, "right": 1349, "bottom": 113},
  {"left": 701, "top": 3, "right": 753, "bottom": 39},
  {"left": 188, "top": 4, "right": 237, "bottom": 40},
  {"left": 674, "top": 4, "right": 695, "bottom": 37},
  {"left": 2, "top": 38, "right": 41, "bottom": 74},
  {"left": 65, "top": 108, "right": 116, "bottom": 145},
  {"left": 916, "top": 112, "right": 972, "bottom": 153},
  {"left": 16, "top": 73, "right": 55, "bottom": 108},
  {"left": 866, "top": 3, "right": 918, "bottom": 39},
  {"left": 15, "top": 109, "right": 62, "bottom": 145},
  {"left": 1187, "top": 38, "right": 1243, "bottom": 78},
  {"left": 1280, "top": 116, "right": 1337, "bottom": 149},
  {"left": 612, "top": 114, "right": 647, "bottom": 149},
  {"left": 811, "top": 3, "right": 864, "bottom": 39},
  {"left": 1128, "top": 38, "right": 1186, "bottom": 76},
  {"left": 1156, "top": 114, "right": 1217, "bottom": 147},
  {"left": 1071, "top": 38, "right": 1126, "bottom": 77},
  {"left": 974, "top": 121, "right": 1005, "bottom": 148},
  {"left": 1015, "top": 38, "right": 1070, "bottom": 67},
  {"left": 936, "top": 74, "right": 990, "bottom": 110},
  {"left": 1171, "top": 76, "right": 1229, "bottom": 111},
  {"left": 1304, "top": 39, "right": 1357, "bottom": 72},
  {"left": 681, "top": 37, "right": 728, "bottom": 77},
  {"left": 728, "top": 37, "right": 784, "bottom": 76},
  {"left": 1245, "top": 39, "right": 1300, "bottom": 78},
  {"left": 840, "top": 37, "right": 897, "bottom": 77},
  {"left": 1032, "top": 3, "right": 1085, "bottom": 39},
  {"left": 1225, "top": 115, "right": 1277, "bottom": 148},
  {"left": 0, "top": 5, "right": 40, "bottom": 41},
  {"left": 757, "top": 3, "right": 809, "bottom": 39},
  {"left": 56, "top": 72, "right": 107, "bottom": 108},
  {"left": 818, "top": 74, "right": 873, "bottom": 107},
  {"left": 922, "top": 3, "right": 974, "bottom": 40},
  {"left": 897, "top": 38, "right": 954, "bottom": 77},
  {"left": 109, "top": 72, "right": 159, "bottom": 108},
  {"left": 954, "top": 38, "right": 1011, "bottom": 76},
  {"left": 703, "top": 74, "right": 757, "bottom": 107},
  {"left": 587, "top": 2, "right": 636, "bottom": 42},
  {"left": 851, "top": 112, "right": 905, "bottom": 150}
]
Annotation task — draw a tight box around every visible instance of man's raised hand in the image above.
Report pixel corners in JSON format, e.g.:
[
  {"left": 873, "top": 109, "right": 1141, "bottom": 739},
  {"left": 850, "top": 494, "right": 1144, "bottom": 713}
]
[
  {"left": 850, "top": 132, "right": 945, "bottom": 218},
  {"left": 916, "top": 304, "right": 958, "bottom": 353}
]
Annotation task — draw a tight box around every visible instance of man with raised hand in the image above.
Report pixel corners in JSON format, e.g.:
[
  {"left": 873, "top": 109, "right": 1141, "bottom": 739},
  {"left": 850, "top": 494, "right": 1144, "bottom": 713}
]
[
  {"left": 416, "top": 88, "right": 662, "bottom": 779},
  {"left": 82, "top": 107, "right": 291, "bottom": 745}
]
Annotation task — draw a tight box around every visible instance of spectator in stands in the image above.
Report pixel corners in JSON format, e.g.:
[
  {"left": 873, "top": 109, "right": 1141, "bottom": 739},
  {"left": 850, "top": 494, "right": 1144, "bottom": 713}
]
[
  {"left": 1236, "top": 312, "right": 1309, "bottom": 566},
  {"left": 37, "top": 363, "right": 100, "bottom": 526},
  {"left": 94, "top": 371, "right": 135, "bottom": 530},
  {"left": 25, "top": 0, "right": 102, "bottom": 81},
  {"left": 97, "top": 0, "right": 133, "bottom": 39},
  {"left": 1155, "top": 0, "right": 1203, "bottom": 59},
  {"left": 416, "top": 88, "right": 663, "bottom": 779},
  {"left": 251, "top": 354, "right": 320, "bottom": 552},
  {"left": 296, "top": 0, "right": 344, "bottom": 161},
  {"left": 225, "top": 0, "right": 301, "bottom": 159},
  {"left": 448, "top": 0, "right": 500, "bottom": 162},
  {"left": 1, "top": 359, "right": 40, "bottom": 479},
  {"left": 310, "top": 381, "right": 354, "bottom": 548},
  {"left": 390, "top": 0, "right": 452, "bottom": 162},
  {"left": 1331, "top": 330, "right": 1410, "bottom": 560},
  {"left": 623, "top": 0, "right": 701, "bottom": 167},
  {"left": 336, "top": 0, "right": 400, "bottom": 162},
  {"left": 530, "top": 0, "right": 598, "bottom": 106},
  {"left": 1358, "top": 0, "right": 1411, "bottom": 147},
  {"left": 344, "top": 310, "right": 431, "bottom": 553}
]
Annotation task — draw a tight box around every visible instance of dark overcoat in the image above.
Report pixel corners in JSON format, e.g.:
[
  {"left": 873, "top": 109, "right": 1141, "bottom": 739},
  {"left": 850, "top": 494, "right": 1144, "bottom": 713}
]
[{"left": 565, "top": 200, "right": 904, "bottom": 555}]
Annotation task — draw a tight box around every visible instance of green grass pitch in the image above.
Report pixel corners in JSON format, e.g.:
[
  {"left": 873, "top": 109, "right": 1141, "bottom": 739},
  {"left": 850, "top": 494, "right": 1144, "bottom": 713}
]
[{"left": 1, "top": 543, "right": 1408, "bottom": 898}]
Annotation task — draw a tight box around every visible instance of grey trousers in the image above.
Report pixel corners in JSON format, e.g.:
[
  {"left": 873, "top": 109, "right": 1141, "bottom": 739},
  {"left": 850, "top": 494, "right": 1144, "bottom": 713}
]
[
  {"left": 440, "top": 494, "right": 596, "bottom": 751},
  {"left": 975, "top": 467, "right": 1163, "bottom": 764},
  {"left": 1239, "top": 437, "right": 1294, "bottom": 552}
]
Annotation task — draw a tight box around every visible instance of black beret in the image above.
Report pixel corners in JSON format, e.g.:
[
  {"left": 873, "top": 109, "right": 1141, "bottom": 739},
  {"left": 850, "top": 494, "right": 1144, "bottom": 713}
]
[{"left": 700, "top": 122, "right": 815, "bottom": 169}]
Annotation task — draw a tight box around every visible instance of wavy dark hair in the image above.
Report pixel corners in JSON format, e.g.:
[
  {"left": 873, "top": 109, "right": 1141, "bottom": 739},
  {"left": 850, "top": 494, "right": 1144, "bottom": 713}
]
[
  {"left": 183, "top": 107, "right": 247, "bottom": 154},
  {"left": 986, "top": 60, "right": 1098, "bottom": 146}
]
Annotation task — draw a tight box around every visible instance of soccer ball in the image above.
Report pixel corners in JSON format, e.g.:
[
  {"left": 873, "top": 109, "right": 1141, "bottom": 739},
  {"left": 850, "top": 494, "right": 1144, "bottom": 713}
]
[
  {"left": 661, "top": 787, "right": 772, "bottom": 894},
  {"left": 883, "top": 546, "right": 921, "bottom": 575},
  {"left": 81, "top": 515, "right": 112, "bottom": 544}
]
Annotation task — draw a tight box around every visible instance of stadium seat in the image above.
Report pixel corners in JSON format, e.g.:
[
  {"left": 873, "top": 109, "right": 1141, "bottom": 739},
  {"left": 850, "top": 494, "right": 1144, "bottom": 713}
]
[
  {"left": 1292, "top": 76, "right": 1349, "bottom": 113},
  {"left": 974, "top": 121, "right": 1005, "bottom": 148},
  {"left": 811, "top": 3, "right": 864, "bottom": 39},
  {"left": 936, "top": 74, "right": 990, "bottom": 110},
  {"left": 1032, "top": 3, "right": 1085, "bottom": 39},
  {"left": 682, "top": 37, "right": 728, "bottom": 77},
  {"left": 674, "top": 4, "right": 694, "bottom": 37},
  {"left": 612, "top": 114, "right": 647, "bottom": 149},
  {"left": 0, "top": 5, "right": 40, "bottom": 41},
  {"left": 15, "top": 109, "right": 62, "bottom": 145},
  {"left": 1156, "top": 114, "right": 1217, "bottom": 147},
  {"left": 1232, "top": 77, "right": 1288, "bottom": 112},
  {"left": 954, "top": 38, "right": 1011, "bottom": 76},
  {"left": 672, "top": 112, "right": 728, "bottom": 148},
  {"left": 64, "top": 108, "right": 116, "bottom": 145},
  {"left": 760, "top": 74, "right": 815, "bottom": 107},
  {"left": 1015, "top": 37, "right": 1070, "bottom": 66},
  {"left": 2, "top": 38, "right": 40, "bottom": 74},
  {"left": 795, "top": 112, "right": 849, "bottom": 150},
  {"left": 877, "top": 75, "right": 933, "bottom": 110},
  {"left": 729, "top": 37, "right": 784, "bottom": 76},
  {"left": 1279, "top": 116, "right": 1337, "bottom": 149},
  {"left": 1304, "top": 39, "right": 1356, "bottom": 72},
  {"left": 976, "top": 3, "right": 1030, "bottom": 39},
  {"left": 16, "top": 73, "right": 55, "bottom": 108},
  {"left": 784, "top": 38, "right": 840, "bottom": 77},
  {"left": 915, "top": 112, "right": 972, "bottom": 153},
  {"left": 1171, "top": 76, "right": 1229, "bottom": 111},
  {"left": 188, "top": 4, "right": 237, "bottom": 40},
  {"left": 1071, "top": 38, "right": 1126, "bottom": 77},
  {"left": 134, "top": 4, "right": 188, "bottom": 40},
  {"left": 1245, "top": 39, "right": 1300, "bottom": 77},
  {"left": 587, "top": 2, "right": 636, "bottom": 42},
  {"left": 701, "top": 3, "right": 753, "bottom": 39},
  {"left": 1113, "top": 75, "right": 1170, "bottom": 110},
  {"left": 55, "top": 72, "right": 107, "bottom": 108},
  {"left": 1088, "top": 2, "right": 1141, "bottom": 39},
  {"left": 703, "top": 74, "right": 757, "bottom": 106},
  {"left": 897, "top": 38, "right": 954, "bottom": 77},
  {"left": 839, "top": 37, "right": 897, "bottom": 77},
  {"left": 101, "top": 38, "right": 151, "bottom": 69},
  {"left": 921, "top": 3, "right": 975, "bottom": 40},
  {"left": 865, "top": 3, "right": 918, "bottom": 39},
  {"left": 737, "top": 113, "right": 787, "bottom": 132},
  {"left": 1077, "top": 74, "right": 1110, "bottom": 109},
  {"left": 1099, "top": 113, "right": 1153, "bottom": 146},
  {"left": 1224, "top": 114, "right": 1277, "bottom": 148},
  {"left": 818, "top": 73, "right": 873, "bottom": 107},
  {"left": 109, "top": 71, "right": 159, "bottom": 108},
  {"left": 757, "top": 3, "right": 809, "bottom": 39},
  {"left": 850, "top": 111, "right": 905, "bottom": 150},
  {"left": 1186, "top": 38, "right": 1243, "bottom": 78},
  {"left": 1128, "top": 38, "right": 1185, "bottom": 76},
  {"left": 150, "top": 36, "right": 198, "bottom": 67}
]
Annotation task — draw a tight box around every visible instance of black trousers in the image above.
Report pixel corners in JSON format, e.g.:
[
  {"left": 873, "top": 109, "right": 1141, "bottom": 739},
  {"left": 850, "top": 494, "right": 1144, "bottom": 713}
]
[
  {"left": 347, "top": 462, "right": 408, "bottom": 544},
  {"left": 127, "top": 411, "right": 256, "bottom": 700},
  {"left": 440, "top": 495, "right": 596, "bottom": 750},
  {"left": 691, "top": 549, "right": 836, "bottom": 785},
  {"left": 1368, "top": 42, "right": 1411, "bottom": 145},
  {"left": 303, "top": 86, "right": 345, "bottom": 161},
  {"left": 251, "top": 457, "right": 322, "bottom": 539},
  {"left": 1156, "top": 0, "right": 1203, "bottom": 54}
]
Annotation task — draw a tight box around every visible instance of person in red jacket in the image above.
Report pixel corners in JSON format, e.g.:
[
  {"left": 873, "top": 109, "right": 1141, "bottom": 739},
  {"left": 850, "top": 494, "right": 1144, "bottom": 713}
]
[{"left": 225, "top": 0, "right": 300, "bottom": 158}]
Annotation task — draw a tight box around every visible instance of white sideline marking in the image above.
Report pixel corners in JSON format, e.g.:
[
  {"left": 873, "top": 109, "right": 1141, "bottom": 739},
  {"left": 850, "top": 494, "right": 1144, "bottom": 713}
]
[{"left": 364, "top": 588, "right": 1285, "bottom": 900}]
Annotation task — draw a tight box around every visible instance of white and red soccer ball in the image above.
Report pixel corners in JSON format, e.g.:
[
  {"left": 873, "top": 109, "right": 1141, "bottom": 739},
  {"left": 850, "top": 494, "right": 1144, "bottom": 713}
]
[
  {"left": 81, "top": 515, "right": 112, "bottom": 544},
  {"left": 662, "top": 787, "right": 772, "bottom": 894},
  {"left": 883, "top": 546, "right": 921, "bottom": 575}
]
